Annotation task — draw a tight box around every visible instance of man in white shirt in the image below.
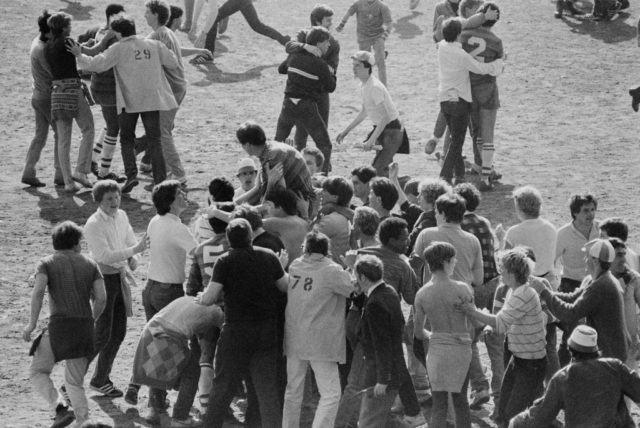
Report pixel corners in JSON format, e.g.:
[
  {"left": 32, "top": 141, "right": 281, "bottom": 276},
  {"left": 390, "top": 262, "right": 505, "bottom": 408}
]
[
  {"left": 336, "top": 51, "right": 404, "bottom": 177},
  {"left": 436, "top": 18, "right": 503, "bottom": 184},
  {"left": 84, "top": 180, "right": 147, "bottom": 397}
]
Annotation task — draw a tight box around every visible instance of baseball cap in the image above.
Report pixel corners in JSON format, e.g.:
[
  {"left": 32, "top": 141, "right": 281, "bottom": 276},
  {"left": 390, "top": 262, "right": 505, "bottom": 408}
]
[
  {"left": 583, "top": 238, "right": 615, "bottom": 263},
  {"left": 568, "top": 325, "right": 599, "bottom": 353},
  {"left": 237, "top": 158, "right": 257, "bottom": 173},
  {"left": 351, "top": 51, "right": 375, "bottom": 67}
]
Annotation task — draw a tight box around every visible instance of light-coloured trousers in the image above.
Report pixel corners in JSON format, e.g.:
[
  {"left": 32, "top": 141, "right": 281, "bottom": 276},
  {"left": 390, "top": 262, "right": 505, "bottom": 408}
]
[
  {"left": 29, "top": 331, "right": 89, "bottom": 424},
  {"left": 55, "top": 92, "right": 95, "bottom": 185},
  {"left": 283, "top": 357, "right": 341, "bottom": 428}
]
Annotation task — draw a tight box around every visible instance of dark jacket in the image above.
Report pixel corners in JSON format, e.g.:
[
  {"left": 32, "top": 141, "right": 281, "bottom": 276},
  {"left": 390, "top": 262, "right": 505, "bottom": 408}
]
[
  {"left": 280, "top": 51, "right": 336, "bottom": 102},
  {"left": 360, "top": 283, "right": 406, "bottom": 388}
]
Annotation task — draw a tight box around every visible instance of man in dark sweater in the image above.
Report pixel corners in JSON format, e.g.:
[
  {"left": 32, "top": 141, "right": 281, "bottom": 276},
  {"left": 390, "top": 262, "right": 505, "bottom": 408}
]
[
  {"left": 281, "top": 5, "right": 340, "bottom": 156},
  {"left": 540, "top": 238, "right": 628, "bottom": 362},
  {"left": 275, "top": 26, "right": 337, "bottom": 174}
]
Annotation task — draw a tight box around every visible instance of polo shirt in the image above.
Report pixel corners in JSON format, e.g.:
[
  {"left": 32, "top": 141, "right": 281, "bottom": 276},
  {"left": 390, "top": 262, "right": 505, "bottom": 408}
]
[
  {"left": 147, "top": 213, "right": 197, "bottom": 284},
  {"left": 555, "top": 221, "right": 599, "bottom": 281},
  {"left": 505, "top": 218, "right": 557, "bottom": 277}
]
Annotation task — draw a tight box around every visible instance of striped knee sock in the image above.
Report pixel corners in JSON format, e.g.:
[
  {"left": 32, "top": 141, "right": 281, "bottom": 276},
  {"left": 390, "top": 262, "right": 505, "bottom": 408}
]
[{"left": 99, "top": 134, "right": 118, "bottom": 176}]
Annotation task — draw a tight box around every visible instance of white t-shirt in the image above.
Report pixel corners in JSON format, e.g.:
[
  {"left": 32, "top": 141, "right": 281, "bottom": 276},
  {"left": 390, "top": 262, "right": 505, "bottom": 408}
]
[
  {"left": 361, "top": 74, "right": 398, "bottom": 125},
  {"left": 147, "top": 213, "right": 197, "bottom": 284},
  {"left": 505, "top": 218, "right": 557, "bottom": 276},
  {"left": 284, "top": 254, "right": 353, "bottom": 363}
]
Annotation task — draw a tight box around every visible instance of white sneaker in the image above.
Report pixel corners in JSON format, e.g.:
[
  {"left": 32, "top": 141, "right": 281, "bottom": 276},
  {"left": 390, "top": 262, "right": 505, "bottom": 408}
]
[{"left": 403, "top": 412, "right": 427, "bottom": 427}]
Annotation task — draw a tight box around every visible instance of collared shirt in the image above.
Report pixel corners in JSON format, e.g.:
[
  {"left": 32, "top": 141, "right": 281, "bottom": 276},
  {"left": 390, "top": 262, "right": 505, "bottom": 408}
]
[
  {"left": 365, "top": 280, "right": 385, "bottom": 297},
  {"left": 147, "top": 213, "right": 197, "bottom": 284},
  {"left": 505, "top": 217, "right": 557, "bottom": 277},
  {"left": 437, "top": 40, "right": 503, "bottom": 103},
  {"left": 362, "top": 74, "right": 398, "bottom": 126},
  {"left": 30, "top": 37, "right": 53, "bottom": 100},
  {"left": 84, "top": 208, "right": 138, "bottom": 274},
  {"left": 76, "top": 35, "right": 179, "bottom": 113},
  {"left": 555, "top": 221, "right": 599, "bottom": 281},
  {"left": 496, "top": 285, "right": 547, "bottom": 359},
  {"left": 413, "top": 223, "right": 484, "bottom": 287},
  {"left": 461, "top": 212, "right": 498, "bottom": 283}
]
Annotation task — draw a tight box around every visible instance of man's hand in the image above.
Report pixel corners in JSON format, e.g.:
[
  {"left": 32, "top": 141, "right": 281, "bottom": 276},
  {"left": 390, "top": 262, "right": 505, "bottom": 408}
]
[
  {"left": 133, "top": 233, "right": 148, "bottom": 254},
  {"left": 482, "top": 325, "right": 494, "bottom": 338},
  {"left": 388, "top": 162, "right": 399, "bottom": 181},
  {"left": 66, "top": 39, "right": 82, "bottom": 57},
  {"left": 266, "top": 162, "right": 284, "bottom": 184},
  {"left": 454, "top": 298, "right": 474, "bottom": 314},
  {"left": 278, "top": 249, "right": 289, "bottom": 269},
  {"left": 336, "top": 130, "right": 348, "bottom": 144},
  {"left": 494, "top": 223, "right": 506, "bottom": 243},
  {"left": 304, "top": 44, "right": 322, "bottom": 57},
  {"left": 341, "top": 250, "right": 358, "bottom": 270},
  {"left": 484, "top": 8, "right": 499, "bottom": 21},
  {"left": 22, "top": 323, "right": 36, "bottom": 342},
  {"left": 194, "top": 291, "right": 205, "bottom": 305},
  {"left": 199, "top": 49, "right": 214, "bottom": 60},
  {"left": 373, "top": 383, "right": 387, "bottom": 397}
]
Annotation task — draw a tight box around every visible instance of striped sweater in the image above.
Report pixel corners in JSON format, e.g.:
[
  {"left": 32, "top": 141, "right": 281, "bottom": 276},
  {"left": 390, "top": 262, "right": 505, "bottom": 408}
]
[{"left": 496, "top": 284, "right": 547, "bottom": 359}]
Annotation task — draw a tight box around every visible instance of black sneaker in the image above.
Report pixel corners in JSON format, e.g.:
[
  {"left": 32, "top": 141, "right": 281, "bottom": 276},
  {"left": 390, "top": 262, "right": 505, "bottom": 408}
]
[
  {"left": 124, "top": 384, "right": 139, "bottom": 405},
  {"left": 629, "top": 87, "right": 640, "bottom": 112},
  {"left": 90, "top": 161, "right": 100, "bottom": 178},
  {"left": 59, "top": 385, "right": 72, "bottom": 408},
  {"left": 51, "top": 404, "right": 75, "bottom": 428},
  {"left": 90, "top": 381, "right": 124, "bottom": 398},
  {"left": 121, "top": 177, "right": 139, "bottom": 194},
  {"left": 98, "top": 172, "right": 127, "bottom": 183}
]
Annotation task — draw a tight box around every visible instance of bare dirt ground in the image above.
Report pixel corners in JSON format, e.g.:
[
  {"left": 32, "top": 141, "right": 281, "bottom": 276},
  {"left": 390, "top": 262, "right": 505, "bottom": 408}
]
[{"left": 2, "top": 0, "right": 640, "bottom": 426}]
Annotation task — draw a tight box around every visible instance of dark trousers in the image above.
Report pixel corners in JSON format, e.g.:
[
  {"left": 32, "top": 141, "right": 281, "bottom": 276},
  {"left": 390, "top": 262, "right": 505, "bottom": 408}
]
[
  {"left": 430, "top": 373, "right": 471, "bottom": 428},
  {"left": 498, "top": 356, "right": 546, "bottom": 425},
  {"left": 142, "top": 279, "right": 185, "bottom": 407},
  {"left": 557, "top": 277, "right": 582, "bottom": 367},
  {"left": 398, "top": 364, "right": 421, "bottom": 417},
  {"left": 204, "top": 0, "right": 288, "bottom": 52},
  {"left": 118, "top": 110, "right": 165, "bottom": 183},
  {"left": 439, "top": 99, "right": 471, "bottom": 181},
  {"left": 294, "top": 92, "right": 330, "bottom": 150},
  {"left": 91, "top": 273, "right": 127, "bottom": 386},
  {"left": 275, "top": 97, "right": 332, "bottom": 173},
  {"left": 204, "top": 318, "right": 283, "bottom": 427}
]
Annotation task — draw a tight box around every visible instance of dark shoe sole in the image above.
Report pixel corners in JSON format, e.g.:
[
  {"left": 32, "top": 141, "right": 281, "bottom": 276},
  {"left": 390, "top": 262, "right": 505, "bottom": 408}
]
[
  {"left": 21, "top": 178, "right": 46, "bottom": 187},
  {"left": 121, "top": 178, "right": 139, "bottom": 194}
]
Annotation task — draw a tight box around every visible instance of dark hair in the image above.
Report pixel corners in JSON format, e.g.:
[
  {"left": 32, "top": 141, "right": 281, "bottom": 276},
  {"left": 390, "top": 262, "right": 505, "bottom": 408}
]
[
  {"left": 379, "top": 217, "right": 407, "bottom": 246},
  {"left": 226, "top": 218, "right": 253, "bottom": 248},
  {"left": 306, "top": 26, "right": 331, "bottom": 46},
  {"left": 105, "top": 4, "right": 125, "bottom": 23},
  {"left": 236, "top": 121, "right": 266, "bottom": 147},
  {"left": 304, "top": 230, "right": 330, "bottom": 256},
  {"left": 500, "top": 248, "right": 532, "bottom": 285},
  {"left": 208, "top": 177, "right": 235, "bottom": 202},
  {"left": 80, "top": 421, "right": 113, "bottom": 428},
  {"left": 520, "top": 246, "right": 537, "bottom": 263},
  {"left": 370, "top": 178, "right": 399, "bottom": 211},
  {"left": 419, "top": 178, "right": 452, "bottom": 206},
  {"left": 145, "top": 0, "right": 171, "bottom": 26},
  {"left": 110, "top": 17, "right": 136, "bottom": 37},
  {"left": 52, "top": 221, "right": 83, "bottom": 250},
  {"left": 167, "top": 6, "right": 184, "bottom": 28},
  {"left": 47, "top": 12, "right": 72, "bottom": 38},
  {"left": 600, "top": 218, "right": 628, "bottom": 242},
  {"left": 92, "top": 179, "right": 120, "bottom": 203},
  {"left": 569, "top": 348, "right": 600, "bottom": 361},
  {"left": 423, "top": 241, "right": 456, "bottom": 272},
  {"left": 442, "top": 18, "right": 462, "bottom": 42},
  {"left": 403, "top": 178, "right": 420, "bottom": 197},
  {"left": 608, "top": 237, "right": 626, "bottom": 251},
  {"left": 481, "top": 2, "right": 500, "bottom": 27},
  {"left": 569, "top": 193, "right": 597, "bottom": 220},
  {"left": 209, "top": 202, "right": 235, "bottom": 234},
  {"left": 152, "top": 180, "right": 181, "bottom": 215},
  {"left": 351, "top": 165, "right": 377, "bottom": 184},
  {"left": 435, "top": 193, "right": 466, "bottom": 223},
  {"left": 310, "top": 4, "right": 334, "bottom": 26},
  {"left": 231, "top": 204, "right": 262, "bottom": 231},
  {"left": 354, "top": 206, "right": 380, "bottom": 237},
  {"left": 265, "top": 187, "right": 298, "bottom": 216},
  {"left": 303, "top": 147, "right": 324, "bottom": 169},
  {"left": 322, "top": 176, "right": 354, "bottom": 207},
  {"left": 355, "top": 254, "right": 384, "bottom": 282},
  {"left": 454, "top": 183, "right": 480, "bottom": 212},
  {"left": 37, "top": 10, "right": 52, "bottom": 41}
]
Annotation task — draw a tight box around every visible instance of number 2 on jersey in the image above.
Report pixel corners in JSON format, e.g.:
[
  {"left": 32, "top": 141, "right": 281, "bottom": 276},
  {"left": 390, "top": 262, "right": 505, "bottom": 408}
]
[{"left": 468, "top": 36, "right": 487, "bottom": 62}]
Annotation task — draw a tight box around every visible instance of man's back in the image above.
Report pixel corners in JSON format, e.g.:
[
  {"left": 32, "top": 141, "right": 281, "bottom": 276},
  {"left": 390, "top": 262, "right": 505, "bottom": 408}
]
[
  {"left": 263, "top": 215, "right": 308, "bottom": 263},
  {"left": 285, "top": 51, "right": 336, "bottom": 101},
  {"left": 358, "top": 246, "right": 418, "bottom": 304},
  {"left": 30, "top": 37, "right": 52, "bottom": 99},
  {"left": 460, "top": 26, "right": 503, "bottom": 85},
  {"left": 585, "top": 274, "right": 627, "bottom": 361}
]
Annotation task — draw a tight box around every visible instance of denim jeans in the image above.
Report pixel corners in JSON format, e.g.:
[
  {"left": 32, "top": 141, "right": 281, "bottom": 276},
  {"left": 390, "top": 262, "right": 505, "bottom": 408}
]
[
  {"left": 498, "top": 356, "right": 546, "bottom": 425},
  {"left": 23, "top": 97, "right": 61, "bottom": 181},
  {"left": 119, "top": 110, "right": 166, "bottom": 183},
  {"left": 334, "top": 344, "right": 366, "bottom": 428},
  {"left": 204, "top": 0, "right": 288, "bottom": 52},
  {"left": 371, "top": 126, "right": 403, "bottom": 178},
  {"left": 557, "top": 277, "right": 582, "bottom": 366},
  {"left": 275, "top": 97, "right": 333, "bottom": 173},
  {"left": 430, "top": 373, "right": 470, "bottom": 428},
  {"left": 91, "top": 274, "right": 127, "bottom": 387},
  {"left": 469, "top": 333, "right": 490, "bottom": 393},
  {"left": 439, "top": 100, "right": 471, "bottom": 181},
  {"left": 294, "top": 92, "right": 330, "bottom": 153},
  {"left": 55, "top": 92, "right": 94, "bottom": 185},
  {"left": 484, "top": 331, "right": 505, "bottom": 400},
  {"left": 203, "top": 318, "right": 283, "bottom": 428}
]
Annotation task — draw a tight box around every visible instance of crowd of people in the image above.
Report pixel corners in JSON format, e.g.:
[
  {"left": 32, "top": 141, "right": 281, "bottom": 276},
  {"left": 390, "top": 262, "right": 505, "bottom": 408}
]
[{"left": 19, "top": 0, "right": 640, "bottom": 428}]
